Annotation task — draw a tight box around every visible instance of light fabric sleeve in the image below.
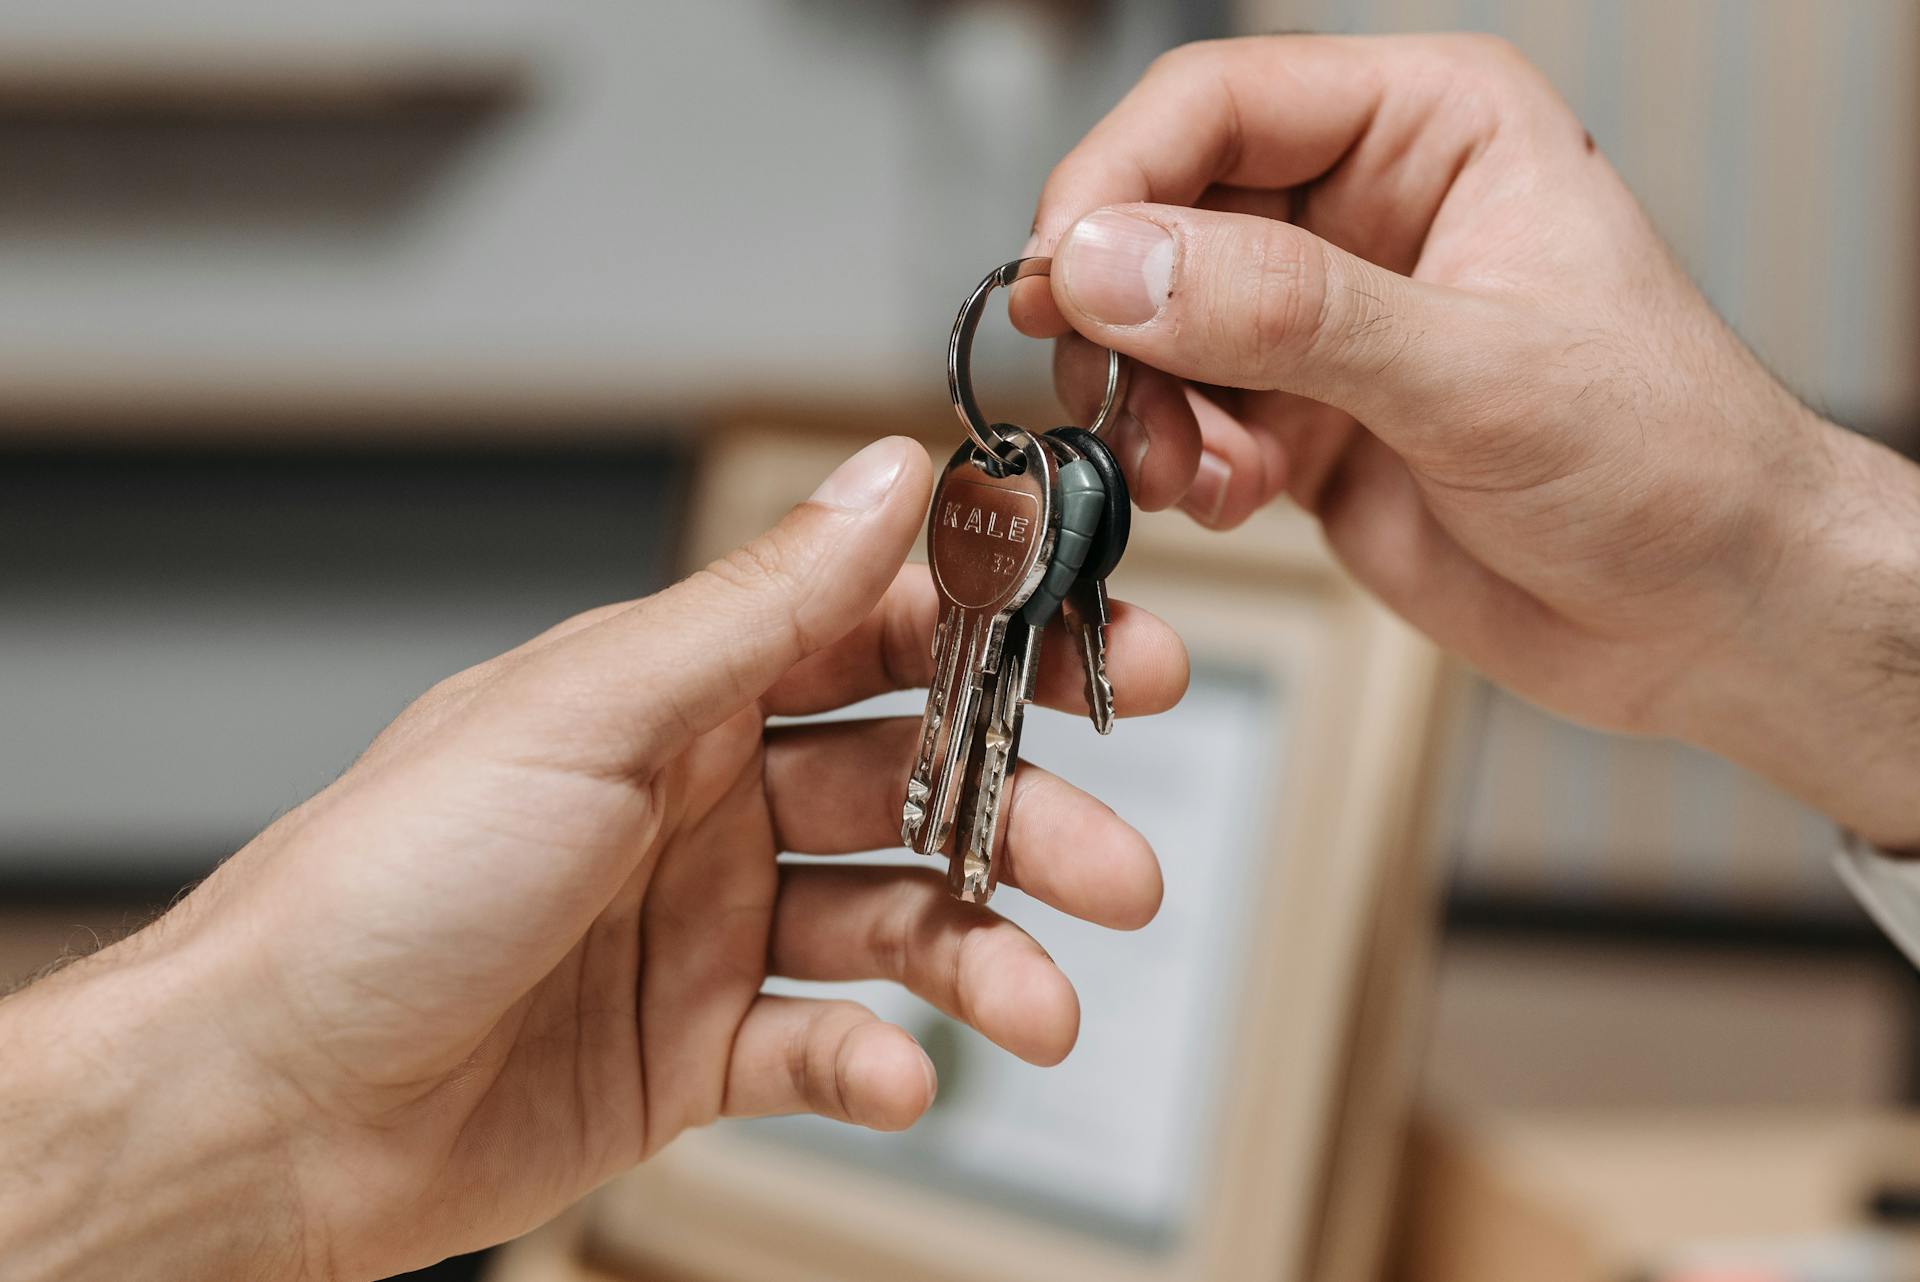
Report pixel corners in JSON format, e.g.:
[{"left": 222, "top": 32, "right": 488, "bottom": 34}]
[{"left": 1836, "top": 832, "right": 1920, "bottom": 969}]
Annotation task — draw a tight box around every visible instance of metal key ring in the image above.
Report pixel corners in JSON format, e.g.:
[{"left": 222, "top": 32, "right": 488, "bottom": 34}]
[{"left": 948, "top": 256, "right": 1127, "bottom": 461}]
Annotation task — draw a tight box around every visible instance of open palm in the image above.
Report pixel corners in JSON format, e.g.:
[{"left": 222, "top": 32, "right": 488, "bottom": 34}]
[{"left": 155, "top": 438, "right": 1183, "bottom": 1278}]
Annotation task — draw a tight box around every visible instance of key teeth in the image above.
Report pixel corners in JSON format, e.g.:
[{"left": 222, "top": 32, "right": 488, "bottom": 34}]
[
  {"left": 902, "top": 778, "right": 930, "bottom": 847},
  {"left": 1078, "top": 637, "right": 1114, "bottom": 735},
  {"left": 951, "top": 852, "right": 994, "bottom": 904},
  {"left": 1090, "top": 676, "right": 1115, "bottom": 736}
]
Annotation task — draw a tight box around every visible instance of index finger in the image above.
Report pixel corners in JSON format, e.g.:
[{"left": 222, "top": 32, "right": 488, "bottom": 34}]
[{"left": 1010, "top": 34, "right": 1388, "bottom": 336}]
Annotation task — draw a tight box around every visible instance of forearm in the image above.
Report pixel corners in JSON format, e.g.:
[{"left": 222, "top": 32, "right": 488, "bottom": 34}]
[
  {"left": 0, "top": 935, "right": 315, "bottom": 1282},
  {"left": 1677, "top": 421, "right": 1920, "bottom": 849}
]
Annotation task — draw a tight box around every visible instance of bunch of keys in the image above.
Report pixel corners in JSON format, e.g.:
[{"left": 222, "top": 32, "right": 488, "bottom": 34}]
[{"left": 900, "top": 257, "right": 1134, "bottom": 905}]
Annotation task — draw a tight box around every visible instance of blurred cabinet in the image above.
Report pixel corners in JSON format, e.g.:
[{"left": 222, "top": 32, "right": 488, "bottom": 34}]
[
  {"left": 0, "top": 443, "right": 684, "bottom": 880},
  {"left": 0, "top": 1, "right": 1221, "bottom": 430},
  {"left": 1423, "top": 935, "right": 1917, "bottom": 1112}
]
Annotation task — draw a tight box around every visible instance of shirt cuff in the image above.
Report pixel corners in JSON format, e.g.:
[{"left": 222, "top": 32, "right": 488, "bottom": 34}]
[{"left": 1835, "top": 831, "right": 1920, "bottom": 969}]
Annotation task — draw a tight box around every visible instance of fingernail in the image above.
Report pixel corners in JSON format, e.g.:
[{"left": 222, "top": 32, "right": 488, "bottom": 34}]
[
  {"left": 1252, "top": 429, "right": 1290, "bottom": 497},
  {"left": 920, "top": 1051, "right": 940, "bottom": 1103},
  {"left": 1181, "top": 452, "right": 1231, "bottom": 525},
  {"left": 809, "top": 438, "right": 905, "bottom": 512},
  {"left": 1057, "top": 210, "right": 1174, "bottom": 326},
  {"left": 1110, "top": 410, "right": 1150, "bottom": 482}
]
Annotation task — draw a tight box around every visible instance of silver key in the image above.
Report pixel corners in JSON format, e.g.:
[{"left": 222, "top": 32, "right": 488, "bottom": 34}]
[
  {"left": 1060, "top": 577, "right": 1114, "bottom": 735},
  {"left": 943, "top": 436, "right": 1105, "bottom": 901},
  {"left": 901, "top": 431, "right": 1056, "bottom": 862},
  {"left": 948, "top": 613, "right": 1042, "bottom": 901}
]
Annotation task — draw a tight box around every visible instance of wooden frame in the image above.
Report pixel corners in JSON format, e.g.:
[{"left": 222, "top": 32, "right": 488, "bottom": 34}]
[{"left": 568, "top": 420, "right": 1457, "bottom": 1282}]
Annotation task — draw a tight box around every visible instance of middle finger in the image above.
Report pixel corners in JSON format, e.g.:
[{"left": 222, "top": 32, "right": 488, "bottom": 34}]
[
  {"left": 767, "top": 863, "right": 1080, "bottom": 1067},
  {"left": 763, "top": 716, "right": 1163, "bottom": 931}
]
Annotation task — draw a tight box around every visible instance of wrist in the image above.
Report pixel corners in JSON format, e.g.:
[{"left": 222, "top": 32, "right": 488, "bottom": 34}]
[
  {"left": 1673, "top": 418, "right": 1920, "bottom": 847},
  {"left": 0, "top": 922, "right": 320, "bottom": 1282}
]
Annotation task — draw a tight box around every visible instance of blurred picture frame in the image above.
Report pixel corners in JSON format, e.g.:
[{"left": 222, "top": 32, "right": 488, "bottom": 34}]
[{"left": 561, "top": 419, "right": 1460, "bottom": 1282}]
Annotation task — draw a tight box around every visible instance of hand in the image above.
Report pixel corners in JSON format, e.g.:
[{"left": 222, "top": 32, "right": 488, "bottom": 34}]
[
  {"left": 1015, "top": 34, "right": 1920, "bottom": 846},
  {"left": 0, "top": 438, "right": 1188, "bottom": 1282}
]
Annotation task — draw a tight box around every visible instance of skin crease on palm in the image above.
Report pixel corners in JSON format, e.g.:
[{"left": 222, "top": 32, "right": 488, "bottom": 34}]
[
  {"left": 1013, "top": 33, "right": 1920, "bottom": 850},
  {"left": 0, "top": 436, "right": 1189, "bottom": 1281}
]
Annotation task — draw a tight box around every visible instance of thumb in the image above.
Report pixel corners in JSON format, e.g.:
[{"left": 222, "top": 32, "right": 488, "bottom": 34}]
[
  {"left": 497, "top": 436, "right": 933, "bottom": 773},
  {"left": 1050, "top": 204, "right": 1513, "bottom": 456}
]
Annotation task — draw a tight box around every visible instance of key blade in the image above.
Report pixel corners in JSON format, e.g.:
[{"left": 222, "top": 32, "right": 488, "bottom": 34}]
[
  {"left": 1081, "top": 635, "right": 1115, "bottom": 735},
  {"left": 1061, "top": 583, "right": 1115, "bottom": 735},
  {"left": 948, "top": 621, "right": 1039, "bottom": 903},
  {"left": 901, "top": 606, "right": 960, "bottom": 848},
  {"left": 908, "top": 611, "right": 987, "bottom": 855}
]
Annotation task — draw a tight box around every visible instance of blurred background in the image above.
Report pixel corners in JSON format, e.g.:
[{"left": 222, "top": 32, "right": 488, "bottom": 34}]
[{"left": 2, "top": 2, "right": 1918, "bottom": 1280}]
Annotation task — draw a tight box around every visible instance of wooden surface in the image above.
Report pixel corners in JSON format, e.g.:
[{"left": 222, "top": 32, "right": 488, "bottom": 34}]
[
  {"left": 1305, "top": 661, "right": 1470, "bottom": 1282},
  {"left": 1396, "top": 1109, "right": 1920, "bottom": 1282}
]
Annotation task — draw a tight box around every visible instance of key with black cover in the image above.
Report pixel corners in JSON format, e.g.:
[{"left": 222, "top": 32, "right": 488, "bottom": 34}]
[{"left": 1044, "top": 425, "right": 1130, "bottom": 734}]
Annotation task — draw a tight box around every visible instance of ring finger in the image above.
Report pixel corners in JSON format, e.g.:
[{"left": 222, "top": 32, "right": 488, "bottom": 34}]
[
  {"left": 763, "top": 716, "right": 1163, "bottom": 931},
  {"left": 767, "top": 863, "right": 1080, "bottom": 1066}
]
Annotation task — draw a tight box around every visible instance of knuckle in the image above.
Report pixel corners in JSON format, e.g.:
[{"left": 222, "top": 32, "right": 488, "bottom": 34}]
[
  {"left": 429, "top": 658, "right": 496, "bottom": 701},
  {"left": 1234, "top": 224, "right": 1327, "bottom": 373},
  {"left": 372, "top": 662, "right": 490, "bottom": 745},
  {"left": 1471, "top": 32, "right": 1523, "bottom": 64},
  {"left": 816, "top": 999, "right": 878, "bottom": 1056},
  {"left": 797, "top": 1000, "right": 872, "bottom": 1118},
  {"left": 705, "top": 531, "right": 795, "bottom": 600},
  {"left": 1445, "top": 31, "right": 1526, "bottom": 74},
  {"left": 868, "top": 893, "right": 919, "bottom": 985},
  {"left": 1383, "top": 36, "right": 1540, "bottom": 151},
  {"left": 1436, "top": 33, "right": 1558, "bottom": 111},
  {"left": 547, "top": 602, "right": 618, "bottom": 638},
  {"left": 398, "top": 679, "right": 458, "bottom": 726},
  {"left": 695, "top": 523, "right": 820, "bottom": 656},
  {"left": 951, "top": 922, "right": 1001, "bottom": 1030},
  {"left": 1145, "top": 39, "right": 1215, "bottom": 81}
]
